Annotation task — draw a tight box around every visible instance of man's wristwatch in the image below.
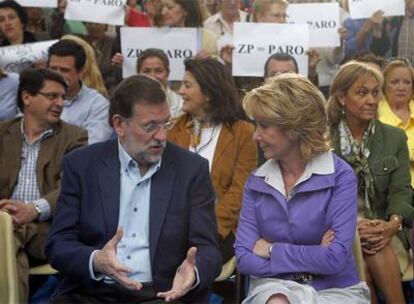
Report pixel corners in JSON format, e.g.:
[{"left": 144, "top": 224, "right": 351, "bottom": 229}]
[{"left": 32, "top": 201, "right": 42, "bottom": 220}]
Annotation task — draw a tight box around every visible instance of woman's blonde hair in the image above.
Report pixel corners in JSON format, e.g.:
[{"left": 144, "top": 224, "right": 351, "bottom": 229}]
[
  {"left": 243, "top": 73, "right": 329, "bottom": 161},
  {"left": 61, "top": 34, "right": 109, "bottom": 97},
  {"left": 327, "top": 60, "right": 383, "bottom": 127},
  {"left": 382, "top": 59, "right": 414, "bottom": 99},
  {"left": 253, "top": 0, "right": 288, "bottom": 22}
]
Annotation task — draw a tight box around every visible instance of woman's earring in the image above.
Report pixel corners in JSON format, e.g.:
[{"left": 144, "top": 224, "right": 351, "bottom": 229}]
[{"left": 342, "top": 105, "right": 345, "bottom": 116}]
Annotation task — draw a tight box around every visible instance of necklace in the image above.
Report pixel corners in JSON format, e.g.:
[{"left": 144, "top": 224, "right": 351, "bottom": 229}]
[{"left": 193, "top": 125, "right": 219, "bottom": 154}]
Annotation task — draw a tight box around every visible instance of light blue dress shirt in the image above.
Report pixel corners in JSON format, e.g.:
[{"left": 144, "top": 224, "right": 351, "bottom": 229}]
[
  {"left": 60, "top": 84, "right": 113, "bottom": 144},
  {"left": 89, "top": 140, "right": 161, "bottom": 283},
  {"left": 89, "top": 141, "right": 200, "bottom": 288},
  {"left": 0, "top": 72, "right": 19, "bottom": 121}
]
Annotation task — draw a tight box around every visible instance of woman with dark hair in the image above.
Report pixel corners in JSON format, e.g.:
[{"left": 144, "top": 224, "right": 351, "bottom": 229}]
[
  {"left": 0, "top": 0, "right": 37, "bottom": 46},
  {"left": 155, "top": 0, "right": 218, "bottom": 57},
  {"left": 110, "top": 0, "right": 218, "bottom": 73},
  {"left": 168, "top": 58, "right": 257, "bottom": 263}
]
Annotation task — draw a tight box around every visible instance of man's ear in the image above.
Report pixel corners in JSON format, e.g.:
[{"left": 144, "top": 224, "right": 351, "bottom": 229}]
[
  {"left": 21, "top": 91, "right": 32, "bottom": 108},
  {"left": 112, "top": 114, "right": 126, "bottom": 137}
]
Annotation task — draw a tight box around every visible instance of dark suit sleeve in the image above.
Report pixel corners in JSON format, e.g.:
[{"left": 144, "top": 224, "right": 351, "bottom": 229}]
[
  {"left": 184, "top": 159, "right": 222, "bottom": 299},
  {"left": 45, "top": 153, "right": 97, "bottom": 284},
  {"left": 43, "top": 128, "right": 88, "bottom": 213}
]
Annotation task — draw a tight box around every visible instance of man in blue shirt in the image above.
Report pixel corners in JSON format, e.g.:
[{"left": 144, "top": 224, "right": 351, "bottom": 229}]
[
  {"left": 46, "top": 75, "right": 221, "bottom": 303},
  {"left": 47, "top": 39, "right": 114, "bottom": 144}
]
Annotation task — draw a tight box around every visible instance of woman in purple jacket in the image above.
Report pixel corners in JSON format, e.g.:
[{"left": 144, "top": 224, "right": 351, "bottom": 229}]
[{"left": 235, "top": 73, "right": 370, "bottom": 304}]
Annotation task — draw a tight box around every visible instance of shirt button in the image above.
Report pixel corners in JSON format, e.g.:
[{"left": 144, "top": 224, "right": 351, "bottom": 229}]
[
  {"left": 384, "top": 167, "right": 388, "bottom": 172},
  {"left": 127, "top": 255, "right": 131, "bottom": 260},
  {"left": 134, "top": 207, "right": 138, "bottom": 212},
  {"left": 132, "top": 233, "right": 136, "bottom": 238}
]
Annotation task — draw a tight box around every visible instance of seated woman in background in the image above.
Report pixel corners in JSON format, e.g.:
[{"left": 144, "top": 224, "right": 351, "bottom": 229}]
[
  {"left": 235, "top": 73, "right": 369, "bottom": 304},
  {"left": 378, "top": 58, "right": 414, "bottom": 188},
  {"left": 328, "top": 61, "right": 414, "bottom": 304},
  {"left": 168, "top": 58, "right": 257, "bottom": 264},
  {"left": 136, "top": 48, "right": 182, "bottom": 118}
]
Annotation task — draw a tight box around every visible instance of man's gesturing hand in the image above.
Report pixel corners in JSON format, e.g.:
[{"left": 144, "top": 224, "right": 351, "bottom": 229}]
[
  {"left": 93, "top": 228, "right": 142, "bottom": 290},
  {"left": 157, "top": 247, "right": 197, "bottom": 302}
]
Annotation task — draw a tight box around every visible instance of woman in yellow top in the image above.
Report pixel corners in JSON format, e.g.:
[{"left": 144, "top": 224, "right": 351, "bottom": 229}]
[{"left": 378, "top": 58, "right": 414, "bottom": 187}]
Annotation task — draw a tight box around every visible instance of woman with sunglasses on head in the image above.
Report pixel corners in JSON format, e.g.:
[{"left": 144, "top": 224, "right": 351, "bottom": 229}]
[
  {"left": 378, "top": 58, "right": 414, "bottom": 188},
  {"left": 328, "top": 60, "right": 414, "bottom": 304},
  {"left": 168, "top": 58, "right": 257, "bottom": 264}
]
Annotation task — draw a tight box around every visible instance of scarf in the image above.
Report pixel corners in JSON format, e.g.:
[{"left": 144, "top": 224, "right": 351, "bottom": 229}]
[{"left": 339, "top": 120, "right": 376, "bottom": 218}]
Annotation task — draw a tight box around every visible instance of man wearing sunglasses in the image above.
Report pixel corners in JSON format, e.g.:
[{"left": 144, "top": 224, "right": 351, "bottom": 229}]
[
  {"left": 0, "top": 67, "right": 87, "bottom": 303},
  {"left": 46, "top": 75, "right": 221, "bottom": 303}
]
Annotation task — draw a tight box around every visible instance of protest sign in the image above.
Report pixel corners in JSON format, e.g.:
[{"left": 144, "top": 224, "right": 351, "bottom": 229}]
[
  {"left": 348, "top": 0, "right": 405, "bottom": 20},
  {"left": 288, "top": 2, "right": 340, "bottom": 48},
  {"left": 0, "top": 40, "right": 58, "bottom": 73},
  {"left": 232, "top": 22, "right": 309, "bottom": 77},
  {"left": 65, "top": 0, "right": 126, "bottom": 26},
  {"left": 14, "top": 0, "right": 57, "bottom": 7},
  {"left": 121, "top": 27, "right": 199, "bottom": 80}
]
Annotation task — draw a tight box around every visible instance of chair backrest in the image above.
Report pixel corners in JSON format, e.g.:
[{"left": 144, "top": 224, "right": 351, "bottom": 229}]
[
  {"left": 0, "top": 211, "right": 19, "bottom": 303},
  {"left": 353, "top": 230, "right": 366, "bottom": 281}
]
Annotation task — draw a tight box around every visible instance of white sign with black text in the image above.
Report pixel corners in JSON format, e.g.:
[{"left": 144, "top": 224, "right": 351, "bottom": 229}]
[
  {"left": 0, "top": 40, "right": 58, "bottom": 73},
  {"left": 13, "top": 0, "right": 57, "bottom": 7},
  {"left": 348, "top": 0, "right": 405, "bottom": 20},
  {"left": 232, "top": 22, "right": 309, "bottom": 77},
  {"left": 65, "top": 0, "right": 126, "bottom": 26},
  {"left": 121, "top": 27, "right": 199, "bottom": 80},
  {"left": 288, "top": 3, "right": 340, "bottom": 48}
]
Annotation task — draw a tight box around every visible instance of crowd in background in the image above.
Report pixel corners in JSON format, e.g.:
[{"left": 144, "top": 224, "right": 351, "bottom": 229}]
[{"left": 1, "top": 0, "right": 414, "bottom": 303}]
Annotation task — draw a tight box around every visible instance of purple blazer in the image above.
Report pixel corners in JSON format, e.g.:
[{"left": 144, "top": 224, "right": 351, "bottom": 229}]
[{"left": 235, "top": 152, "right": 360, "bottom": 290}]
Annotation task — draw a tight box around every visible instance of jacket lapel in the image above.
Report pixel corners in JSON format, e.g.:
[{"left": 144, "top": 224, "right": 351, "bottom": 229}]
[
  {"left": 149, "top": 144, "right": 175, "bottom": 266},
  {"left": 168, "top": 115, "right": 191, "bottom": 148},
  {"left": 367, "top": 121, "right": 384, "bottom": 165},
  {"left": 211, "top": 125, "right": 233, "bottom": 177},
  {"left": 36, "top": 123, "right": 62, "bottom": 190},
  {"left": 97, "top": 140, "right": 120, "bottom": 239}
]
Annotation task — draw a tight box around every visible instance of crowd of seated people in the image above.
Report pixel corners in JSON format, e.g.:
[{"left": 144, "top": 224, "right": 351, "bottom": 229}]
[{"left": 1, "top": 1, "right": 414, "bottom": 303}]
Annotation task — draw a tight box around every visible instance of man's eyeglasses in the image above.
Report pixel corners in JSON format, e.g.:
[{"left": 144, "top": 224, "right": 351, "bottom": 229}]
[
  {"left": 139, "top": 120, "right": 174, "bottom": 133},
  {"left": 37, "top": 91, "right": 67, "bottom": 101}
]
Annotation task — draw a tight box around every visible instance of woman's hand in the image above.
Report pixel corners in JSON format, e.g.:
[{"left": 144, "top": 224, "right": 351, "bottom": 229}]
[
  {"left": 253, "top": 238, "right": 272, "bottom": 259},
  {"left": 320, "top": 229, "right": 335, "bottom": 247},
  {"left": 358, "top": 219, "right": 397, "bottom": 254}
]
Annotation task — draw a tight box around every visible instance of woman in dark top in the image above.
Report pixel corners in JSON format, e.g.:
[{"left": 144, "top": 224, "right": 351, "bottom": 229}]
[{"left": 0, "top": 0, "right": 36, "bottom": 46}]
